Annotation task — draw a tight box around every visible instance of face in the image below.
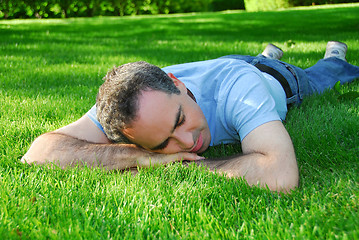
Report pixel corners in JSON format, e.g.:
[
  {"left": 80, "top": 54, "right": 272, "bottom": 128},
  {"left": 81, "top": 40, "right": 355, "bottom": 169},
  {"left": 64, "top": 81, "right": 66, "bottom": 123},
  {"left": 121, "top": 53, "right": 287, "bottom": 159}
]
[{"left": 122, "top": 75, "right": 211, "bottom": 154}]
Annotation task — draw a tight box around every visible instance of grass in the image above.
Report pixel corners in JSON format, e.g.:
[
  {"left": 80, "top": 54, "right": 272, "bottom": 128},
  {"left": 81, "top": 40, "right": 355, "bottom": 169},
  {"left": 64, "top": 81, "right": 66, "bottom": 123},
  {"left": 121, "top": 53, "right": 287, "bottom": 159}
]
[{"left": 1, "top": 3, "right": 359, "bottom": 239}]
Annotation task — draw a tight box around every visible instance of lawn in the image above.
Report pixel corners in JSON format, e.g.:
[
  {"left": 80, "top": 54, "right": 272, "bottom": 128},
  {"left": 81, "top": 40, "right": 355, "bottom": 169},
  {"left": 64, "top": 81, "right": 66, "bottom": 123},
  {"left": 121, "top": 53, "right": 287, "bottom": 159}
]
[{"left": 1, "top": 3, "right": 358, "bottom": 239}]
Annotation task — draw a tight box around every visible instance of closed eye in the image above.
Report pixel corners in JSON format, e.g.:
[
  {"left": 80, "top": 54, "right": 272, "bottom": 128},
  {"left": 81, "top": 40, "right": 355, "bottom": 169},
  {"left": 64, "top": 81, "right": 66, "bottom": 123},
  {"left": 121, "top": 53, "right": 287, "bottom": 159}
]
[
  {"left": 177, "top": 114, "right": 186, "bottom": 127},
  {"left": 151, "top": 138, "right": 169, "bottom": 151},
  {"left": 150, "top": 106, "right": 185, "bottom": 151}
]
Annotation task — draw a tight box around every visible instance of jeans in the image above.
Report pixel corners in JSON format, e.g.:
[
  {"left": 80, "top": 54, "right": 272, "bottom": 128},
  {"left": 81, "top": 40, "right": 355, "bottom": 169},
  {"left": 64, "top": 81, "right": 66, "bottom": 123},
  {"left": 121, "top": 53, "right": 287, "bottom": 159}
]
[{"left": 220, "top": 55, "right": 359, "bottom": 105}]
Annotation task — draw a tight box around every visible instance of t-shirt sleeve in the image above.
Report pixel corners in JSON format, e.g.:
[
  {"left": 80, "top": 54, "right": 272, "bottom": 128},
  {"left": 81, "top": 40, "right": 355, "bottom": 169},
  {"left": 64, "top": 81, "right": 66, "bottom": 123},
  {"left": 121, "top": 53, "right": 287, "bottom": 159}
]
[
  {"left": 224, "top": 71, "right": 281, "bottom": 141},
  {"left": 86, "top": 105, "right": 106, "bottom": 134}
]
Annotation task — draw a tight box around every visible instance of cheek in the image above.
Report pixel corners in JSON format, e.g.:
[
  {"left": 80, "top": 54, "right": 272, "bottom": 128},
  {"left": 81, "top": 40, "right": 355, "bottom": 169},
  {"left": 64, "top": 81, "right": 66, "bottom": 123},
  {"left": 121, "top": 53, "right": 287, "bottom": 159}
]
[{"left": 191, "top": 105, "right": 207, "bottom": 126}]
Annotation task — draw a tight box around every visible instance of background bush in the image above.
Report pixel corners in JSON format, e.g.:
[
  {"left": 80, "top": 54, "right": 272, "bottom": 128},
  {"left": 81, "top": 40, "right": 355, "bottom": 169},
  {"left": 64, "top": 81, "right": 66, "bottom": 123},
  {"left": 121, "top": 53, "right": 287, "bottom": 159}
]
[
  {"left": 0, "top": 0, "right": 244, "bottom": 19},
  {"left": 289, "top": 0, "right": 359, "bottom": 7},
  {"left": 244, "top": 0, "right": 291, "bottom": 11},
  {"left": 1, "top": 0, "right": 358, "bottom": 19},
  {"left": 245, "top": 0, "right": 359, "bottom": 11}
]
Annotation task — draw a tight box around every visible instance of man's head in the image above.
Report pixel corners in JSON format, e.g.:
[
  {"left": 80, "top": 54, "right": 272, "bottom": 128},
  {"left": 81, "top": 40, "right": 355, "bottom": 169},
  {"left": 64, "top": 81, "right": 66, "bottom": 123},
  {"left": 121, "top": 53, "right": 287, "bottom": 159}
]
[{"left": 97, "top": 61, "right": 211, "bottom": 154}]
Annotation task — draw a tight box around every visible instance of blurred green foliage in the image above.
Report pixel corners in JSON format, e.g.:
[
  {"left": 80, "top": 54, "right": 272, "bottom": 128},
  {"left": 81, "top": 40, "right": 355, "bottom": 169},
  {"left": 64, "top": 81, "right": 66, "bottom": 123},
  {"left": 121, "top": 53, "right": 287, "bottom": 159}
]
[
  {"left": 1, "top": 0, "right": 358, "bottom": 19},
  {"left": 244, "top": 0, "right": 291, "bottom": 11},
  {"left": 0, "top": 0, "right": 244, "bottom": 19},
  {"left": 244, "top": 0, "right": 359, "bottom": 11}
]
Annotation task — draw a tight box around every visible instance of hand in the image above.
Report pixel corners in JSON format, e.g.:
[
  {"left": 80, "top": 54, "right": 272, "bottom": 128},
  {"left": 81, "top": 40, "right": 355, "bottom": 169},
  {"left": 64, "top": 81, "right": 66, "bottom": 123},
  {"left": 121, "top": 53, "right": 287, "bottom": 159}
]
[{"left": 136, "top": 150, "right": 205, "bottom": 167}]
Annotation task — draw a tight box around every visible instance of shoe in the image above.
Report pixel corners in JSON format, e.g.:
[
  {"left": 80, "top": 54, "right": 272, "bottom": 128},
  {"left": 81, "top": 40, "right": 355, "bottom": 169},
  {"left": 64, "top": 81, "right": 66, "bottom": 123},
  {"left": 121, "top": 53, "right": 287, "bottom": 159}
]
[
  {"left": 261, "top": 43, "right": 284, "bottom": 60},
  {"left": 324, "top": 41, "right": 347, "bottom": 62}
]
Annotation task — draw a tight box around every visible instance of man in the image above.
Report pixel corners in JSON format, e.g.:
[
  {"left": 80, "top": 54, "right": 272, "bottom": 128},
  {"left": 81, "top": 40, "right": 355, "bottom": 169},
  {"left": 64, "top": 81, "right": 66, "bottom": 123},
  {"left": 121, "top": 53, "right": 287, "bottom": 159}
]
[{"left": 22, "top": 41, "right": 359, "bottom": 192}]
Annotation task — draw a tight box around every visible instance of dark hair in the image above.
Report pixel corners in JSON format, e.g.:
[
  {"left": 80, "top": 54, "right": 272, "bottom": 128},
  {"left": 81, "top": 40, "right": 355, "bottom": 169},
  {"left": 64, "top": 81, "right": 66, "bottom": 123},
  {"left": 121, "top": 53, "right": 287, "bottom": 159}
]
[{"left": 96, "top": 61, "right": 180, "bottom": 143}]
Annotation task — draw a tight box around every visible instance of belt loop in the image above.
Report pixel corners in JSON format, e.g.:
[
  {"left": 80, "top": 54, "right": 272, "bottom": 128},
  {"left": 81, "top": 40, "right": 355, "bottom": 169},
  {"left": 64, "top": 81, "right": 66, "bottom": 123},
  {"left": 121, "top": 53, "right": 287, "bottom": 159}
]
[
  {"left": 249, "top": 58, "right": 260, "bottom": 66},
  {"left": 286, "top": 95, "right": 297, "bottom": 105}
]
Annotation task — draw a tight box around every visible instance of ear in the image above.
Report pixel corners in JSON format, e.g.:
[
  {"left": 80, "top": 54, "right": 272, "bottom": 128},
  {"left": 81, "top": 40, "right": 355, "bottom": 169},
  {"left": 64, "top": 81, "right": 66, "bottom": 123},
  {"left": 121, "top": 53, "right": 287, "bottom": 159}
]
[{"left": 167, "top": 73, "right": 187, "bottom": 93}]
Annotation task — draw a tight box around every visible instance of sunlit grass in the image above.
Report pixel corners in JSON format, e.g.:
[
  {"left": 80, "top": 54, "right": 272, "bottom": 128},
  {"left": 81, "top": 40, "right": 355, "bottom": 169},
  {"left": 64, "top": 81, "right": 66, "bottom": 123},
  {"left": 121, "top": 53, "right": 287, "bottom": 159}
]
[{"left": 1, "top": 3, "right": 358, "bottom": 239}]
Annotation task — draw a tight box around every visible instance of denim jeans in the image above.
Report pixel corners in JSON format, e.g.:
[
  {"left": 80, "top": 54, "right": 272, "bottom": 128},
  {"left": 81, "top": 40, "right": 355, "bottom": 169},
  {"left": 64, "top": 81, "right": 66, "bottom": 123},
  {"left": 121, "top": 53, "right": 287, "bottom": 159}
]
[{"left": 220, "top": 55, "right": 359, "bottom": 105}]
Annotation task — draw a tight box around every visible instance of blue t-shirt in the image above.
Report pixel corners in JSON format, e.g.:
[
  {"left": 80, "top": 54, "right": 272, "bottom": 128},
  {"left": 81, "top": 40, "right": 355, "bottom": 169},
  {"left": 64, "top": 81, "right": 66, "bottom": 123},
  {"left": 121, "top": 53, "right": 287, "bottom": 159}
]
[{"left": 87, "top": 58, "right": 287, "bottom": 146}]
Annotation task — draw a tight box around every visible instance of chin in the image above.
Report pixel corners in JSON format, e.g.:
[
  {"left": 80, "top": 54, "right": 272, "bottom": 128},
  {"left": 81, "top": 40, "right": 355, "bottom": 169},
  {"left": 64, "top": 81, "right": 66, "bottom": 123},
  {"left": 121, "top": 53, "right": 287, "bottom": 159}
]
[{"left": 198, "top": 143, "right": 210, "bottom": 153}]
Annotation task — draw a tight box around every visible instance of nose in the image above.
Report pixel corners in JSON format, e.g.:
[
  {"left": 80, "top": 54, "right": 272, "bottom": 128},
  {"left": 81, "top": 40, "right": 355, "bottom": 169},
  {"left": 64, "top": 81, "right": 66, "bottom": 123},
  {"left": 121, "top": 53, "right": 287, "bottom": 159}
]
[{"left": 172, "top": 130, "right": 195, "bottom": 150}]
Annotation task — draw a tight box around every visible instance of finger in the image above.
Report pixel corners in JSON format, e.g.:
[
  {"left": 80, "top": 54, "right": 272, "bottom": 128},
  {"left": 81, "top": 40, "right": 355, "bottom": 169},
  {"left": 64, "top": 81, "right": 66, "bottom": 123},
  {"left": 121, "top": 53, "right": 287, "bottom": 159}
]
[
  {"left": 144, "top": 154, "right": 181, "bottom": 165},
  {"left": 178, "top": 152, "right": 205, "bottom": 161}
]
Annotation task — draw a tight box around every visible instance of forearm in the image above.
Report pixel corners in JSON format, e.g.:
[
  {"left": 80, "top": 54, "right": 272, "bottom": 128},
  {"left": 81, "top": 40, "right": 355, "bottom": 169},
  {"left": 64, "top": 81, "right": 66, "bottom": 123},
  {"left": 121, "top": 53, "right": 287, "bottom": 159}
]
[
  {"left": 21, "top": 132, "right": 141, "bottom": 169},
  {"left": 22, "top": 132, "right": 200, "bottom": 170},
  {"left": 196, "top": 152, "right": 299, "bottom": 192}
]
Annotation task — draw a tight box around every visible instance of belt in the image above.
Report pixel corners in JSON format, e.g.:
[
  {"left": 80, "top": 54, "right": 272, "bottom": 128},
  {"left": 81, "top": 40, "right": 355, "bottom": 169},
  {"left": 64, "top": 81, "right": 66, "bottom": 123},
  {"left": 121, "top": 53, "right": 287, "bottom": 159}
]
[{"left": 254, "top": 63, "right": 293, "bottom": 98}]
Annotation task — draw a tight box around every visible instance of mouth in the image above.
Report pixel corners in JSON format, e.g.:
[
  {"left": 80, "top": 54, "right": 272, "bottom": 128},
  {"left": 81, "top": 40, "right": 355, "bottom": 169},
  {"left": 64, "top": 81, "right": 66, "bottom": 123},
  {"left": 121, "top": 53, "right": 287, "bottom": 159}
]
[{"left": 190, "top": 132, "right": 203, "bottom": 153}]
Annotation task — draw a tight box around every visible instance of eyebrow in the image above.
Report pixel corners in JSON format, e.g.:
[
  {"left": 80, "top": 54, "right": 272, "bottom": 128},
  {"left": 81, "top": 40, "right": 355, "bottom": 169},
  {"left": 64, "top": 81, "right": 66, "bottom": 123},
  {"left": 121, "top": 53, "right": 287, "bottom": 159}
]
[{"left": 150, "top": 105, "right": 182, "bottom": 151}]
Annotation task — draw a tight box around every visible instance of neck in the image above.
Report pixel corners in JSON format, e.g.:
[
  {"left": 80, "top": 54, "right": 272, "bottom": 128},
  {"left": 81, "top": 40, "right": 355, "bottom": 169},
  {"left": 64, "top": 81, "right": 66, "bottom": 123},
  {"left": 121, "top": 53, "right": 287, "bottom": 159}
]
[{"left": 187, "top": 88, "right": 196, "bottom": 102}]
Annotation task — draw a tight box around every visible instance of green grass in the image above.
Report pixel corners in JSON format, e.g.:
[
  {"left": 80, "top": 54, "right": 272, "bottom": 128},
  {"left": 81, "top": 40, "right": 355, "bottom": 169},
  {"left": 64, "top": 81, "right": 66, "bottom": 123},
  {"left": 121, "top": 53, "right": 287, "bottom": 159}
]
[{"left": 1, "top": 3, "right": 359, "bottom": 239}]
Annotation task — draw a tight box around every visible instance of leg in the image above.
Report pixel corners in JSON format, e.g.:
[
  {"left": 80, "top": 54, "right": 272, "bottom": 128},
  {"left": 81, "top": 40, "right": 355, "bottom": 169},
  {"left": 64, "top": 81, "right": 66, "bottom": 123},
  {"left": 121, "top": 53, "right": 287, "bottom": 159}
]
[
  {"left": 305, "top": 57, "right": 359, "bottom": 94},
  {"left": 305, "top": 42, "right": 359, "bottom": 94}
]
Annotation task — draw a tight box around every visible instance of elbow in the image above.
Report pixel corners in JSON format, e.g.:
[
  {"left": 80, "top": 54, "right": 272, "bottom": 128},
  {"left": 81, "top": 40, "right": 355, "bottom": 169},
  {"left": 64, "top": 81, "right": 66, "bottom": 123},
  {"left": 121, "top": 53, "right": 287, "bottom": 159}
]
[
  {"left": 268, "top": 156, "right": 299, "bottom": 193},
  {"left": 273, "top": 171, "right": 299, "bottom": 193},
  {"left": 263, "top": 170, "right": 299, "bottom": 194},
  {"left": 21, "top": 132, "right": 59, "bottom": 166},
  {"left": 21, "top": 134, "right": 47, "bottom": 165}
]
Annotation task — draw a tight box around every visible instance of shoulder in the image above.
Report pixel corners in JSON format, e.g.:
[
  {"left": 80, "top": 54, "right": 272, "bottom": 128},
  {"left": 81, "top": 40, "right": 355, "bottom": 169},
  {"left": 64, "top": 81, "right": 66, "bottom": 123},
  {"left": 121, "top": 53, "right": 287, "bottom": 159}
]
[
  {"left": 220, "top": 70, "right": 281, "bottom": 141},
  {"left": 55, "top": 114, "right": 110, "bottom": 144}
]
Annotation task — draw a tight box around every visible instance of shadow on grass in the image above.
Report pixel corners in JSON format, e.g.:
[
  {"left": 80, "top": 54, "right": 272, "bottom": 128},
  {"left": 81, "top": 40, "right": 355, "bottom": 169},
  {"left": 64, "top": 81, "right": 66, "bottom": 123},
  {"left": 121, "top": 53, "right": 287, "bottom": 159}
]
[{"left": 1, "top": 5, "right": 358, "bottom": 64}]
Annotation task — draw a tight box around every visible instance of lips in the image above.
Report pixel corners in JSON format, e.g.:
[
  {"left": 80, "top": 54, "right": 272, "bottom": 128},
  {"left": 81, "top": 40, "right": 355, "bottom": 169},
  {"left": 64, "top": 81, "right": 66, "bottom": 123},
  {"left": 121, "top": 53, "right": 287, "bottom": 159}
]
[{"left": 190, "top": 132, "right": 203, "bottom": 153}]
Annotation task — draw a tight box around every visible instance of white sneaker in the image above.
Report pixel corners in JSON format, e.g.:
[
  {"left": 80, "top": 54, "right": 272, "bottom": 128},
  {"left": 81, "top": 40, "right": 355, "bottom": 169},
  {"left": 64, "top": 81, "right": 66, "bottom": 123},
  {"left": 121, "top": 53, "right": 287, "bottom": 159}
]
[
  {"left": 324, "top": 41, "right": 347, "bottom": 61},
  {"left": 261, "top": 43, "right": 283, "bottom": 60}
]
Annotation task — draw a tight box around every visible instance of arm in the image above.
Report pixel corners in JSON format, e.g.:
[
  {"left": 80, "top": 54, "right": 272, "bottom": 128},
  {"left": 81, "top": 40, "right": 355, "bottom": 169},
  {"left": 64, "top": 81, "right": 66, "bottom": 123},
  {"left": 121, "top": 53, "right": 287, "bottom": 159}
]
[
  {"left": 21, "top": 115, "right": 202, "bottom": 170},
  {"left": 196, "top": 121, "right": 299, "bottom": 193}
]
